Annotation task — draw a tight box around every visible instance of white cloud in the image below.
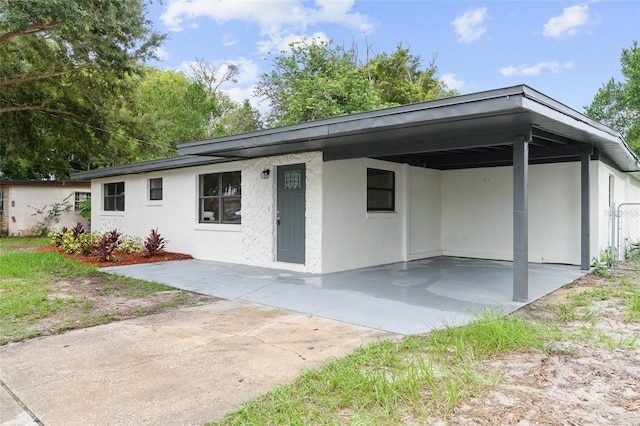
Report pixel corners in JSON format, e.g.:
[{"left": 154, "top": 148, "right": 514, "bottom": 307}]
[
  {"left": 255, "top": 32, "right": 329, "bottom": 54},
  {"left": 222, "top": 34, "right": 237, "bottom": 47},
  {"left": 542, "top": 5, "right": 591, "bottom": 39},
  {"left": 180, "top": 57, "right": 261, "bottom": 87},
  {"left": 451, "top": 7, "right": 487, "bottom": 43},
  {"left": 160, "top": 0, "right": 374, "bottom": 53},
  {"left": 441, "top": 73, "right": 465, "bottom": 90},
  {"left": 152, "top": 46, "right": 169, "bottom": 61},
  {"left": 500, "top": 61, "right": 574, "bottom": 77}
]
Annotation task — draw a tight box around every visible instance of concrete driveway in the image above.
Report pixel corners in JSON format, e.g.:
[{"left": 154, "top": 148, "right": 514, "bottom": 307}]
[
  {"left": 0, "top": 300, "right": 392, "bottom": 425},
  {"left": 100, "top": 257, "right": 586, "bottom": 334},
  {"left": 1, "top": 256, "right": 584, "bottom": 425}
]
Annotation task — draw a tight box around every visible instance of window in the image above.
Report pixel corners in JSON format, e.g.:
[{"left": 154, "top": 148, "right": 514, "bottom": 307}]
[
  {"left": 149, "top": 178, "right": 163, "bottom": 201},
  {"left": 74, "top": 192, "right": 91, "bottom": 213},
  {"left": 367, "top": 168, "right": 395, "bottom": 211},
  {"left": 0, "top": 190, "right": 3, "bottom": 215},
  {"left": 199, "top": 171, "right": 241, "bottom": 224},
  {"left": 104, "top": 182, "right": 125, "bottom": 211}
]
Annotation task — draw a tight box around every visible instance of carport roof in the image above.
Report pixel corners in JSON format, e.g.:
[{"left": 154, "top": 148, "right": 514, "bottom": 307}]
[{"left": 71, "top": 84, "right": 640, "bottom": 180}]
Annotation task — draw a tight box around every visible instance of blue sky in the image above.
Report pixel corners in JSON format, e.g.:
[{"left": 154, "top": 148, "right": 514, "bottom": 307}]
[{"left": 146, "top": 0, "right": 640, "bottom": 115}]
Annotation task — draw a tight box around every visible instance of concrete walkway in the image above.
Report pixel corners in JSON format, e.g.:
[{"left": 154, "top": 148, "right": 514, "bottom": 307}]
[
  {"left": 0, "top": 301, "right": 392, "bottom": 426},
  {"left": 100, "top": 256, "right": 587, "bottom": 335}
]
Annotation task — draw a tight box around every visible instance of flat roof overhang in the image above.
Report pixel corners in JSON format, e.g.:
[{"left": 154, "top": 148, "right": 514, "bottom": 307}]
[
  {"left": 71, "top": 85, "right": 640, "bottom": 180},
  {"left": 176, "top": 84, "right": 640, "bottom": 173}
]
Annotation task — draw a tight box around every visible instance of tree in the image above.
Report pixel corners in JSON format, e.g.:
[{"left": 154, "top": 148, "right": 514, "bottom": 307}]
[
  {"left": 365, "top": 44, "right": 457, "bottom": 105},
  {"left": 120, "top": 68, "right": 220, "bottom": 151},
  {"left": 0, "top": 0, "right": 164, "bottom": 179},
  {"left": 214, "top": 98, "right": 263, "bottom": 136},
  {"left": 255, "top": 39, "right": 457, "bottom": 127},
  {"left": 255, "top": 39, "right": 387, "bottom": 126},
  {"left": 585, "top": 41, "right": 640, "bottom": 153}
]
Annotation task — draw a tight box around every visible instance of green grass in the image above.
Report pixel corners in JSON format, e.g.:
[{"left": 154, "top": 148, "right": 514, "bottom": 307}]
[
  {"left": 215, "top": 311, "right": 553, "bottom": 425},
  {"left": 101, "top": 276, "right": 174, "bottom": 297},
  {"left": 0, "top": 237, "right": 49, "bottom": 252},
  {"left": 0, "top": 238, "right": 191, "bottom": 344},
  {"left": 0, "top": 251, "right": 97, "bottom": 338}
]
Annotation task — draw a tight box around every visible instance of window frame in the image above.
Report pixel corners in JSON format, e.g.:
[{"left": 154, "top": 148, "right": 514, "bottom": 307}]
[
  {"left": 103, "top": 182, "right": 125, "bottom": 212},
  {"left": 367, "top": 168, "right": 395, "bottom": 212},
  {"left": 74, "top": 192, "right": 91, "bottom": 213},
  {"left": 198, "top": 171, "right": 241, "bottom": 224},
  {"left": 149, "top": 178, "right": 163, "bottom": 201}
]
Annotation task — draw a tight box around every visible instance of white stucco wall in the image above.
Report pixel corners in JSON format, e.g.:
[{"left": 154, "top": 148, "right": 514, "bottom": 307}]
[
  {"left": 91, "top": 152, "right": 323, "bottom": 272},
  {"left": 595, "top": 161, "right": 640, "bottom": 258},
  {"left": 88, "top": 152, "right": 640, "bottom": 273},
  {"left": 441, "top": 162, "right": 584, "bottom": 265},
  {"left": 407, "top": 166, "right": 442, "bottom": 260},
  {"left": 322, "top": 159, "right": 407, "bottom": 273},
  {"left": 241, "top": 152, "right": 323, "bottom": 272},
  {"left": 4, "top": 184, "right": 90, "bottom": 236}
]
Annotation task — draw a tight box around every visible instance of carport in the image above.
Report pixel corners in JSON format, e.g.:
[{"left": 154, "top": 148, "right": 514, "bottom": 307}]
[{"left": 178, "top": 85, "right": 637, "bottom": 302}]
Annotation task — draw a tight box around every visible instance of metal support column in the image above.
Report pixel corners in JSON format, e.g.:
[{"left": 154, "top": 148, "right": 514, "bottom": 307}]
[
  {"left": 581, "top": 150, "right": 591, "bottom": 270},
  {"left": 513, "top": 133, "right": 529, "bottom": 302}
]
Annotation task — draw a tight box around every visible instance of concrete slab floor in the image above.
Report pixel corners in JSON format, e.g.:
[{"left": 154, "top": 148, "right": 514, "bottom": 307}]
[{"left": 101, "top": 256, "right": 587, "bottom": 335}]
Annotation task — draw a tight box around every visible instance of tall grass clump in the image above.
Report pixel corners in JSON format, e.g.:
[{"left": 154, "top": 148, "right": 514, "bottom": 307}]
[{"left": 216, "top": 311, "right": 554, "bottom": 425}]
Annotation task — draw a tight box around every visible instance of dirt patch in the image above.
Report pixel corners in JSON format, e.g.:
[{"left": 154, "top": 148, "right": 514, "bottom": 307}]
[
  {"left": 448, "top": 269, "right": 640, "bottom": 425},
  {"left": 5, "top": 246, "right": 215, "bottom": 344}
]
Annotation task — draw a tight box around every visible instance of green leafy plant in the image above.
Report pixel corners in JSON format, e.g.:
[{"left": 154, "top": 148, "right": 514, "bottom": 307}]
[
  {"left": 624, "top": 241, "right": 640, "bottom": 261},
  {"left": 592, "top": 247, "right": 617, "bottom": 276},
  {"left": 50, "top": 227, "right": 68, "bottom": 247},
  {"left": 29, "top": 194, "right": 73, "bottom": 236},
  {"left": 119, "top": 235, "right": 142, "bottom": 254},
  {"left": 78, "top": 233, "right": 100, "bottom": 256},
  {"left": 142, "top": 229, "right": 166, "bottom": 257},
  {"left": 78, "top": 198, "right": 92, "bottom": 220}
]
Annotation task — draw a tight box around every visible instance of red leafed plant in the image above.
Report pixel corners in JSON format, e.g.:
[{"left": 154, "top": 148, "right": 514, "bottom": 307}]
[
  {"left": 71, "top": 222, "right": 85, "bottom": 239},
  {"left": 93, "top": 229, "right": 121, "bottom": 262},
  {"left": 142, "top": 228, "right": 166, "bottom": 257}
]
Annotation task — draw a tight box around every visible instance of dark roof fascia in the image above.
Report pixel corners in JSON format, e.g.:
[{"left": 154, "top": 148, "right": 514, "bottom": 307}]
[
  {"left": 519, "top": 86, "right": 640, "bottom": 172},
  {"left": 176, "top": 85, "right": 530, "bottom": 156},
  {"left": 174, "top": 84, "right": 640, "bottom": 174},
  {"left": 70, "top": 155, "right": 233, "bottom": 180},
  {"left": 0, "top": 180, "right": 90, "bottom": 187}
]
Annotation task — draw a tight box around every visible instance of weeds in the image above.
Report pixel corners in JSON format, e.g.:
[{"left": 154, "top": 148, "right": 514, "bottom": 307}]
[{"left": 217, "top": 312, "right": 552, "bottom": 425}]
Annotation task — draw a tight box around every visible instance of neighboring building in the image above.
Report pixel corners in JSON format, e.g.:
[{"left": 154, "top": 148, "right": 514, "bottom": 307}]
[
  {"left": 71, "top": 85, "right": 640, "bottom": 301},
  {"left": 0, "top": 180, "right": 91, "bottom": 236}
]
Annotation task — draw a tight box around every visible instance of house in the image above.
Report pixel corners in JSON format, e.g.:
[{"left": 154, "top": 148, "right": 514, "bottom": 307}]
[
  {"left": 0, "top": 180, "right": 91, "bottom": 236},
  {"left": 71, "top": 85, "right": 640, "bottom": 301}
]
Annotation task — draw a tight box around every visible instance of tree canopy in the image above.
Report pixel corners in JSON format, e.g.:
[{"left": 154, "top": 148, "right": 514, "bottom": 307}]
[
  {"left": 585, "top": 40, "right": 640, "bottom": 154},
  {"left": 0, "top": 0, "right": 164, "bottom": 179},
  {"left": 255, "top": 39, "right": 458, "bottom": 127}
]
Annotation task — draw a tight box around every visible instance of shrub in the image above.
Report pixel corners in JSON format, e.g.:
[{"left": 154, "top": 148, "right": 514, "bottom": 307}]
[
  {"left": 142, "top": 229, "right": 166, "bottom": 257},
  {"left": 78, "top": 233, "right": 100, "bottom": 256},
  {"left": 119, "top": 235, "right": 142, "bottom": 254},
  {"left": 61, "top": 231, "right": 81, "bottom": 254},
  {"left": 50, "top": 227, "right": 68, "bottom": 247},
  {"left": 29, "top": 194, "right": 73, "bottom": 236},
  {"left": 71, "top": 222, "right": 85, "bottom": 239},
  {"left": 93, "top": 229, "right": 122, "bottom": 261}
]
